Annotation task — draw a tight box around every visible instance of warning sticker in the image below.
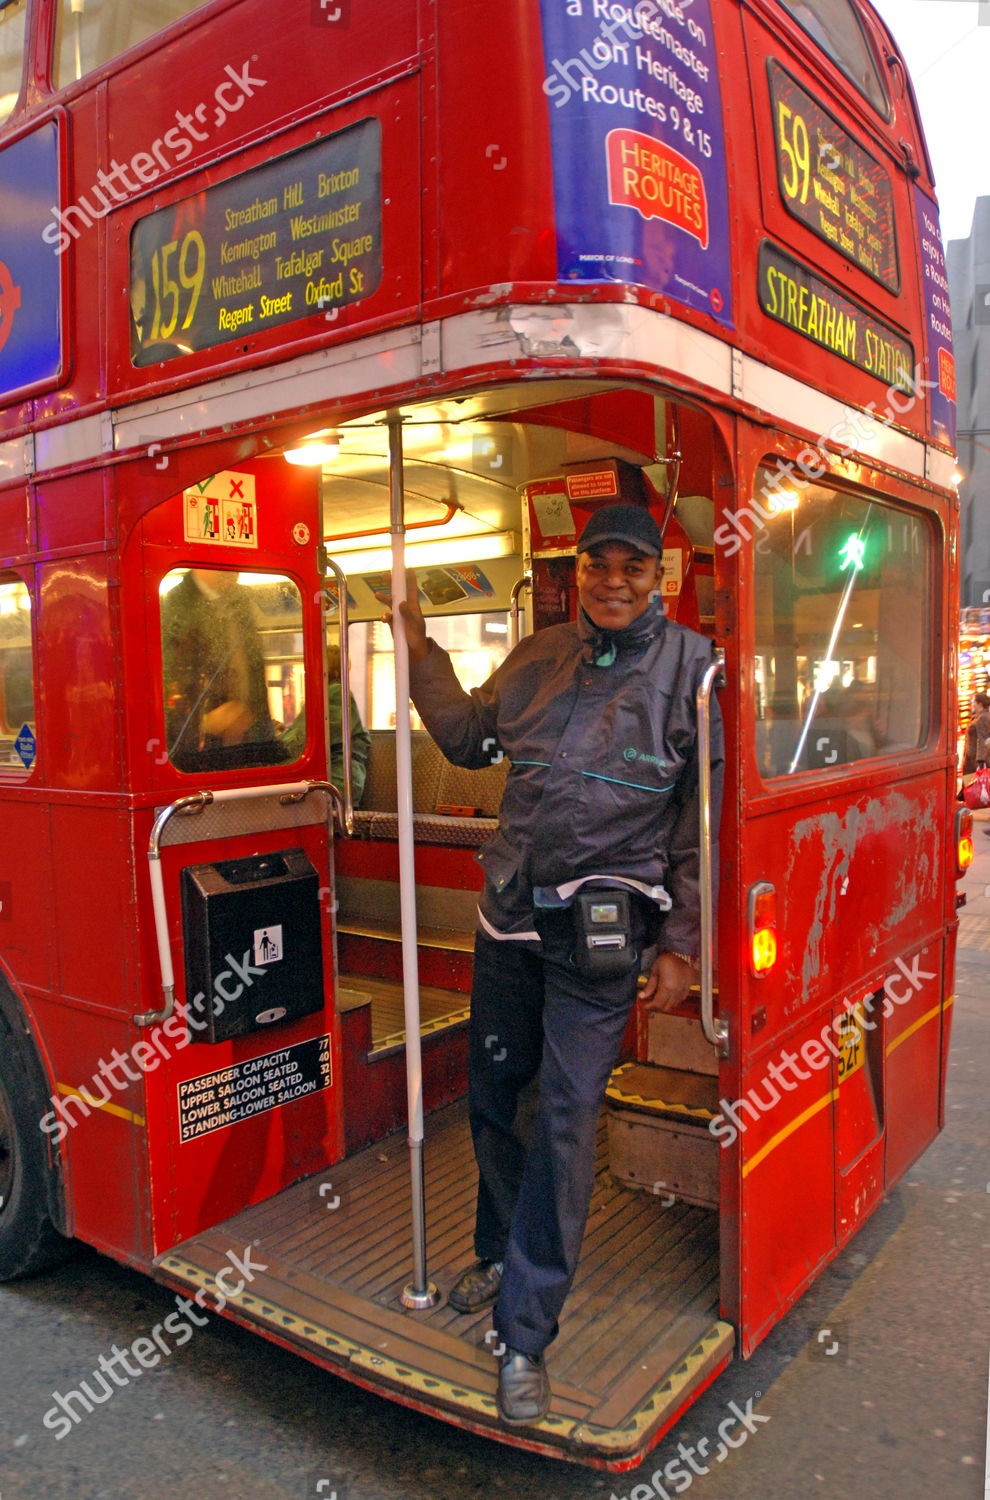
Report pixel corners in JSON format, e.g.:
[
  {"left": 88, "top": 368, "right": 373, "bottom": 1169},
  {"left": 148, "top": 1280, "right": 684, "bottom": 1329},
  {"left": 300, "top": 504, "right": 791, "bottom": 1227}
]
[
  {"left": 177, "top": 1034, "right": 332, "bottom": 1143},
  {"left": 183, "top": 471, "right": 257, "bottom": 548}
]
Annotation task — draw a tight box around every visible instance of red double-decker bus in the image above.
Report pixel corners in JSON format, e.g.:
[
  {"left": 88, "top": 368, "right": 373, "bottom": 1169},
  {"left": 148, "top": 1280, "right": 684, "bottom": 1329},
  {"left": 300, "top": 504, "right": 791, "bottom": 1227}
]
[{"left": 0, "top": 0, "right": 965, "bottom": 1468}]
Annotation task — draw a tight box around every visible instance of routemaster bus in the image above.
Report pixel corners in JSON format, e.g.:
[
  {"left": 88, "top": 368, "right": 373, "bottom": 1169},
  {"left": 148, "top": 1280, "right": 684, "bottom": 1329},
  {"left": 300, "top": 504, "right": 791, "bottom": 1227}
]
[{"left": 0, "top": 0, "right": 966, "bottom": 1470}]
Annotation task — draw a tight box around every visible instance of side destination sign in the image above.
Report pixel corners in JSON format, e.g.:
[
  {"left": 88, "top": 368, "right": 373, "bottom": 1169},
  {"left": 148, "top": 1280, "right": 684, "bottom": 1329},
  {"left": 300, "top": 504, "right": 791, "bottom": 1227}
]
[
  {"left": 177, "top": 1034, "right": 332, "bottom": 1142},
  {"left": 130, "top": 118, "right": 381, "bottom": 366},
  {"left": 758, "top": 242, "right": 913, "bottom": 391}
]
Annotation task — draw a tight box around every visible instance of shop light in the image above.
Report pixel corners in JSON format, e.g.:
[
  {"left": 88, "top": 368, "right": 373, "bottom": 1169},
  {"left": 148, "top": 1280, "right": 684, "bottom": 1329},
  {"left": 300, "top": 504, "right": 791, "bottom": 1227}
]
[
  {"left": 747, "top": 881, "right": 777, "bottom": 977},
  {"left": 767, "top": 488, "right": 800, "bottom": 513}
]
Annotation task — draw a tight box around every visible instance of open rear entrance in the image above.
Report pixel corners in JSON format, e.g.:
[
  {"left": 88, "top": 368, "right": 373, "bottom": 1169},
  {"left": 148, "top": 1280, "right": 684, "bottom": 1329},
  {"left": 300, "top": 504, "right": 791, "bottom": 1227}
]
[
  {"left": 155, "top": 1100, "right": 732, "bottom": 1468},
  {"left": 318, "top": 381, "right": 725, "bottom": 1157}
]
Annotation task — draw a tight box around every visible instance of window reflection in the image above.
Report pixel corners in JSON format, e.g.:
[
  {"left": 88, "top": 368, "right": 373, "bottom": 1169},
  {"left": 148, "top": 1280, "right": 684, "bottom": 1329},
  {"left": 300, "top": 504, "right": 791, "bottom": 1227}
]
[
  {"left": 160, "top": 568, "right": 305, "bottom": 773},
  {"left": 0, "top": 576, "right": 35, "bottom": 779},
  {"left": 54, "top": 0, "right": 207, "bottom": 87},
  {"left": 777, "top": 0, "right": 889, "bottom": 116},
  {"left": 354, "top": 612, "right": 511, "bottom": 731},
  {"left": 752, "top": 469, "right": 929, "bottom": 776},
  {"left": 0, "top": 0, "right": 26, "bottom": 126}
]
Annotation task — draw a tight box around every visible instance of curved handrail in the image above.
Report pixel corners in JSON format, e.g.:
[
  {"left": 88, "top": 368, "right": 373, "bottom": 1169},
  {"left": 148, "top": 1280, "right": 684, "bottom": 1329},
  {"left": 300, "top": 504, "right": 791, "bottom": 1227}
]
[
  {"left": 697, "top": 655, "right": 729, "bottom": 1057},
  {"left": 137, "top": 781, "right": 338, "bottom": 1027}
]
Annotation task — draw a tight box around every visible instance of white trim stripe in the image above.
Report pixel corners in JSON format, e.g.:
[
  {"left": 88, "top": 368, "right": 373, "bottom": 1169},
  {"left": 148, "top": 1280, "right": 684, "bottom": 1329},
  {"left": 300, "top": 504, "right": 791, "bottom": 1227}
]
[{"left": 0, "top": 306, "right": 954, "bottom": 489}]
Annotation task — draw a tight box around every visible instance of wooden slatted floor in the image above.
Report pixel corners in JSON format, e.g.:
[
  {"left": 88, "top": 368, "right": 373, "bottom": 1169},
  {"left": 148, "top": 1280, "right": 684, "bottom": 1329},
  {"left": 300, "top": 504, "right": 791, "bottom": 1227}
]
[{"left": 157, "top": 1101, "right": 731, "bottom": 1464}]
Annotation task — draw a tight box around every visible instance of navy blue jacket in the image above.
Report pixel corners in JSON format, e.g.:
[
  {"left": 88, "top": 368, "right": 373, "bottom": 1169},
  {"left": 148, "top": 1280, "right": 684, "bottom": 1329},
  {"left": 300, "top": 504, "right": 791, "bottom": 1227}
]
[{"left": 409, "top": 599, "right": 723, "bottom": 957}]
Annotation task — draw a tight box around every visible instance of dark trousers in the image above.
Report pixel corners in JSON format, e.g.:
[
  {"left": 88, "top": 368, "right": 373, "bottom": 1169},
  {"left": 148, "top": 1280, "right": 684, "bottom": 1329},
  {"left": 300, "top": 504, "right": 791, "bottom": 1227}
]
[{"left": 468, "top": 904, "right": 649, "bottom": 1356}]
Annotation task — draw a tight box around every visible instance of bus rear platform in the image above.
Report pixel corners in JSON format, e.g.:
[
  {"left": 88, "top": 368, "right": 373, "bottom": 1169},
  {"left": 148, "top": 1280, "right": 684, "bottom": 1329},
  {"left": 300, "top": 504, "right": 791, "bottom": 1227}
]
[{"left": 154, "top": 1100, "right": 733, "bottom": 1469}]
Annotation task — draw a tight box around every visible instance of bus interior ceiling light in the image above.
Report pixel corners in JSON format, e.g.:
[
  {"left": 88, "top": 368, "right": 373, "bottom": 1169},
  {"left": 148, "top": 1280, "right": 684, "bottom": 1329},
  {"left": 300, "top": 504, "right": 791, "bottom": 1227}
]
[
  {"left": 284, "top": 432, "right": 340, "bottom": 466},
  {"left": 330, "top": 532, "right": 518, "bottom": 574}
]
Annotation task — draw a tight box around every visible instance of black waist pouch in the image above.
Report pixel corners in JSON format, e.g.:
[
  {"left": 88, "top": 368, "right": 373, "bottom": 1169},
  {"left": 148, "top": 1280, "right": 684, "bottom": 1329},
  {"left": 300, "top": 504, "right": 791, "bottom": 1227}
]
[{"left": 571, "top": 889, "right": 640, "bottom": 979}]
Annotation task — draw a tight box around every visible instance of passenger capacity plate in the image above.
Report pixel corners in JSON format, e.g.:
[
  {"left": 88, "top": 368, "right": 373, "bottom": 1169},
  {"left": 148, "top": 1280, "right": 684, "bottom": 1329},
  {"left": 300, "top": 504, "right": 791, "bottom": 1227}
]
[{"left": 177, "top": 1033, "right": 332, "bottom": 1142}]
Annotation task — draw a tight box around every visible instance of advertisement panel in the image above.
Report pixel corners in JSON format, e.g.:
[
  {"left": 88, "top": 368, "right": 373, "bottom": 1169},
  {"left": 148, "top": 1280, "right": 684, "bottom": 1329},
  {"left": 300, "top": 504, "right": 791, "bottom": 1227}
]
[
  {"left": 0, "top": 121, "right": 63, "bottom": 400},
  {"left": 538, "top": 0, "right": 733, "bottom": 327},
  {"left": 912, "top": 186, "right": 955, "bottom": 449}
]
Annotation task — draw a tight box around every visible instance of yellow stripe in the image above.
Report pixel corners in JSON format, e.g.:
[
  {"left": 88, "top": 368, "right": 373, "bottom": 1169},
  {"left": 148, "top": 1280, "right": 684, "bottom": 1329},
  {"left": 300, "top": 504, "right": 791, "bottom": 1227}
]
[
  {"left": 57, "top": 1083, "right": 145, "bottom": 1127},
  {"left": 742, "top": 1088, "right": 836, "bottom": 1179},
  {"left": 884, "top": 1000, "right": 943, "bottom": 1059},
  {"left": 741, "top": 992, "right": 955, "bottom": 1177}
]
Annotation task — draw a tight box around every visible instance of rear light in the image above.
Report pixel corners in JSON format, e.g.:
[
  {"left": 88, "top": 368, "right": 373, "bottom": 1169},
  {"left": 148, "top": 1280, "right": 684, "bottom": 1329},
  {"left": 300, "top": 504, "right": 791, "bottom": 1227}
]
[
  {"left": 747, "top": 881, "right": 777, "bottom": 977},
  {"left": 956, "top": 807, "right": 974, "bottom": 875}
]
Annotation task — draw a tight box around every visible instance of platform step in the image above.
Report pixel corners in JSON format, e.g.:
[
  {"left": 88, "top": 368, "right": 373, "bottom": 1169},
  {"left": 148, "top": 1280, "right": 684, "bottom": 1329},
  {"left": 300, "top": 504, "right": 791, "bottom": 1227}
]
[
  {"left": 339, "top": 973, "right": 470, "bottom": 1055},
  {"left": 606, "top": 1062, "right": 719, "bottom": 1209},
  {"left": 606, "top": 1061, "right": 719, "bottom": 1122}
]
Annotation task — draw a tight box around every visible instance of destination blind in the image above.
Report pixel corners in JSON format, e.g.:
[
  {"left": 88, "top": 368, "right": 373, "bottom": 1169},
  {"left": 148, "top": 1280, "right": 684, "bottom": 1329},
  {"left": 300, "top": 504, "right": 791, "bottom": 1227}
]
[
  {"left": 129, "top": 119, "right": 381, "bottom": 365},
  {"left": 769, "top": 62, "right": 898, "bottom": 294},
  {"left": 758, "top": 242, "right": 913, "bottom": 390}
]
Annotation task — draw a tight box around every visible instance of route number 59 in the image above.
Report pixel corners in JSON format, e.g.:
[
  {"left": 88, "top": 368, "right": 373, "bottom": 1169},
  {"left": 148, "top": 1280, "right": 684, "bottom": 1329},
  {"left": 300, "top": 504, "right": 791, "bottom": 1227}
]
[{"left": 776, "top": 100, "right": 810, "bottom": 206}]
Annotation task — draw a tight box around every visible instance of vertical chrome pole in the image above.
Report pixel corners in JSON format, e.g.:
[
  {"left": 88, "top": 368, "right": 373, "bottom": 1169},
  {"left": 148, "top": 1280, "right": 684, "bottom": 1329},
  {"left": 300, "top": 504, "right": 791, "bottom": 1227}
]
[{"left": 388, "top": 414, "right": 439, "bottom": 1310}]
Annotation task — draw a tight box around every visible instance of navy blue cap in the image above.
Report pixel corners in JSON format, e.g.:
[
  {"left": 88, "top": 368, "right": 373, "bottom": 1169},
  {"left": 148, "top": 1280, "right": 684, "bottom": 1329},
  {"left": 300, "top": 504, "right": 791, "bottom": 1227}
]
[{"left": 576, "top": 504, "right": 662, "bottom": 557}]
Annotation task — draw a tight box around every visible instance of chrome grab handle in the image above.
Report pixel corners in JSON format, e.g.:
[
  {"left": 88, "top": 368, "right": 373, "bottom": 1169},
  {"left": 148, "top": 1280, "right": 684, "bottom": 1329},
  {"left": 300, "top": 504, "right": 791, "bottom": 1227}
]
[
  {"left": 697, "top": 653, "right": 729, "bottom": 1058},
  {"left": 323, "top": 557, "right": 354, "bottom": 837},
  {"left": 137, "top": 781, "right": 338, "bottom": 1027},
  {"left": 509, "top": 573, "right": 531, "bottom": 647}
]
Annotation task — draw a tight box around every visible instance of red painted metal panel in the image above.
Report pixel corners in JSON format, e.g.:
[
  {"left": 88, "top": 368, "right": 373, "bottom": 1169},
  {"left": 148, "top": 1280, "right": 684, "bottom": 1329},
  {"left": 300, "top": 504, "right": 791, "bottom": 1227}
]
[
  {"left": 28, "top": 990, "right": 145, "bottom": 1262},
  {"left": 134, "top": 814, "right": 341, "bottom": 1253},
  {"left": 883, "top": 940, "right": 943, "bottom": 1185},
  {"left": 0, "top": 487, "right": 31, "bottom": 557},
  {"left": 35, "top": 469, "right": 108, "bottom": 553},
  {"left": 734, "top": 1009, "right": 836, "bottom": 1354},
  {"left": 434, "top": 0, "right": 556, "bottom": 297},
  {"left": 0, "top": 798, "right": 56, "bottom": 992},
  {"left": 50, "top": 804, "right": 136, "bottom": 1008}
]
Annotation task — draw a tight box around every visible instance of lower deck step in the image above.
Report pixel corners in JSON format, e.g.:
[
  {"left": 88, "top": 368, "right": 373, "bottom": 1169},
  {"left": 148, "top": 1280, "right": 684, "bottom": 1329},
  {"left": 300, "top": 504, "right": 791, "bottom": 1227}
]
[
  {"left": 338, "top": 973, "right": 470, "bottom": 1056},
  {"left": 606, "top": 1061, "right": 720, "bottom": 1210}
]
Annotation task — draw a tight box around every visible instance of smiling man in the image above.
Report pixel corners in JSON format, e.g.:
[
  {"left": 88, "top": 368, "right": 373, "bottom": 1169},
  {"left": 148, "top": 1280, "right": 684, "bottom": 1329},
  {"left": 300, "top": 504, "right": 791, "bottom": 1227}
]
[{"left": 395, "top": 499, "right": 723, "bottom": 1426}]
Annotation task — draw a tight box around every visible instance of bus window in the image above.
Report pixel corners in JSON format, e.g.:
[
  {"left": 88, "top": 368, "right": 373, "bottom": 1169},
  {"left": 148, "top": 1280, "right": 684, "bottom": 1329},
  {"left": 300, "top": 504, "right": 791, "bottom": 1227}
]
[
  {"left": 159, "top": 567, "right": 305, "bottom": 774},
  {"left": 0, "top": 576, "right": 34, "bottom": 778},
  {"left": 53, "top": 0, "right": 207, "bottom": 87},
  {"left": 752, "top": 468, "right": 930, "bottom": 776},
  {"left": 357, "top": 611, "right": 511, "bottom": 731},
  {"left": 0, "top": 0, "right": 26, "bottom": 126},
  {"left": 776, "top": 0, "right": 889, "bottom": 117}
]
